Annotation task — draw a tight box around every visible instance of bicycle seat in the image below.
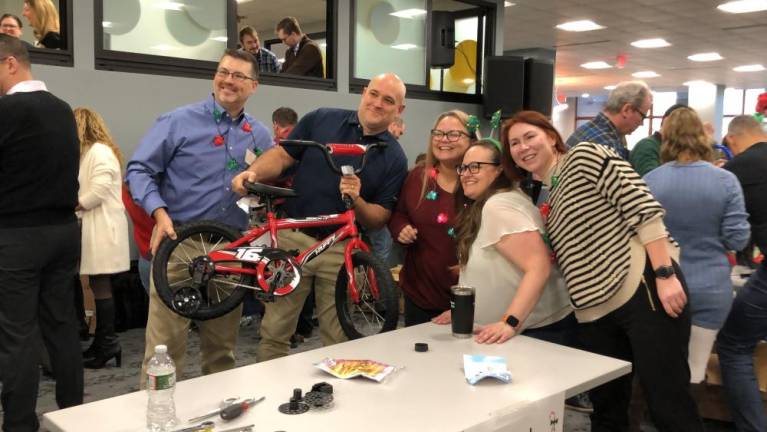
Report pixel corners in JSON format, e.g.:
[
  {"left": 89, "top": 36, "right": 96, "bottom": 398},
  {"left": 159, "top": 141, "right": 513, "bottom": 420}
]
[{"left": 244, "top": 182, "right": 298, "bottom": 199}]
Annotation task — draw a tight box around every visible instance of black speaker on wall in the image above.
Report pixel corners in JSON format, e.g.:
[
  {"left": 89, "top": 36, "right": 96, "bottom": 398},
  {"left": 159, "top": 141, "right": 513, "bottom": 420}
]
[
  {"left": 482, "top": 56, "right": 525, "bottom": 119},
  {"left": 523, "top": 58, "right": 555, "bottom": 117},
  {"left": 430, "top": 11, "right": 455, "bottom": 68}
]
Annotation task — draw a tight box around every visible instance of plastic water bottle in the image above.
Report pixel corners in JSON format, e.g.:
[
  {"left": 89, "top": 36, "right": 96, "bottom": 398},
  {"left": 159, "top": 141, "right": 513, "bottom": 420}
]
[{"left": 146, "top": 345, "right": 177, "bottom": 431}]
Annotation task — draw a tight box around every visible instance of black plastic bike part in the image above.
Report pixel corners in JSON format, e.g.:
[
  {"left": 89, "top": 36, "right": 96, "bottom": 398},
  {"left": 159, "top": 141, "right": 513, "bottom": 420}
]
[
  {"left": 304, "top": 391, "right": 333, "bottom": 408},
  {"left": 171, "top": 286, "right": 203, "bottom": 315},
  {"left": 310, "top": 382, "right": 333, "bottom": 395},
  {"left": 415, "top": 342, "right": 429, "bottom": 352},
  {"left": 292, "top": 388, "right": 303, "bottom": 401},
  {"left": 335, "top": 251, "right": 400, "bottom": 339},
  {"left": 190, "top": 255, "right": 215, "bottom": 286},
  {"left": 279, "top": 139, "right": 388, "bottom": 175},
  {"left": 278, "top": 400, "right": 309, "bottom": 415}
]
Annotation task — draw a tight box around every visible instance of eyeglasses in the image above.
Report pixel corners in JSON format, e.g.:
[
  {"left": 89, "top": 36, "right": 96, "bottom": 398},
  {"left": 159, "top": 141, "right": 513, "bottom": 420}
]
[
  {"left": 456, "top": 161, "right": 499, "bottom": 175},
  {"left": 632, "top": 106, "right": 648, "bottom": 121},
  {"left": 215, "top": 68, "right": 255, "bottom": 82},
  {"left": 1, "top": 24, "right": 20, "bottom": 29},
  {"left": 430, "top": 129, "right": 469, "bottom": 142}
]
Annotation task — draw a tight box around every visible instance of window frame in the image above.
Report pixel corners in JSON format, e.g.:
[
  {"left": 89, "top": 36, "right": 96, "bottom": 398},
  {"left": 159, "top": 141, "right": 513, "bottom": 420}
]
[
  {"left": 92, "top": 0, "right": 337, "bottom": 91},
  {"left": 28, "top": 0, "right": 73, "bottom": 67},
  {"left": 348, "top": 0, "right": 495, "bottom": 103}
]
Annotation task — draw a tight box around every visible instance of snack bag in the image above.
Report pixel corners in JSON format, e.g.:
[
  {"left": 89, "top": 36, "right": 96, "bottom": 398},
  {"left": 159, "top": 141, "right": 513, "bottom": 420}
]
[
  {"left": 463, "top": 354, "right": 512, "bottom": 385},
  {"left": 315, "top": 358, "right": 396, "bottom": 382}
]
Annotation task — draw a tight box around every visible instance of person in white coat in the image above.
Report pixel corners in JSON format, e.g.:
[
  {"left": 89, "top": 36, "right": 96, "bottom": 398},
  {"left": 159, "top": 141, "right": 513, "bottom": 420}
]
[{"left": 74, "top": 107, "right": 130, "bottom": 369}]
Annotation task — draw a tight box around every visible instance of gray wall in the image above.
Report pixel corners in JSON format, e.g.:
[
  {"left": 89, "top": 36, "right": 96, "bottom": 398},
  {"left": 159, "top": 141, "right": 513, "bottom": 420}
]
[{"left": 30, "top": 0, "right": 502, "bottom": 164}]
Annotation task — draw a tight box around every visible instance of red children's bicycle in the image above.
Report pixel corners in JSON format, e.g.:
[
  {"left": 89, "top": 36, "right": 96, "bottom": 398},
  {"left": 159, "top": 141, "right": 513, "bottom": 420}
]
[{"left": 152, "top": 140, "right": 399, "bottom": 339}]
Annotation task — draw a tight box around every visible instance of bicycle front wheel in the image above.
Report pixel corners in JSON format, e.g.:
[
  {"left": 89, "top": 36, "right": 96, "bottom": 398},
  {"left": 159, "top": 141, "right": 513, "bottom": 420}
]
[
  {"left": 335, "top": 251, "right": 399, "bottom": 339},
  {"left": 153, "top": 220, "right": 252, "bottom": 321}
]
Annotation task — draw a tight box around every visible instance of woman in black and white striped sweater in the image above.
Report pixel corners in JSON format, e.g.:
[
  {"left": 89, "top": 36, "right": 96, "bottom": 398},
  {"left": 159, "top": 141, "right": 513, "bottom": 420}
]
[{"left": 502, "top": 111, "right": 703, "bottom": 431}]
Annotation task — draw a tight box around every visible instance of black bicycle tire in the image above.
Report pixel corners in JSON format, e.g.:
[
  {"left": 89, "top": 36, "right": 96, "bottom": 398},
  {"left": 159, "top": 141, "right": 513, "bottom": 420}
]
[
  {"left": 153, "top": 220, "right": 251, "bottom": 321},
  {"left": 335, "top": 251, "right": 399, "bottom": 339}
]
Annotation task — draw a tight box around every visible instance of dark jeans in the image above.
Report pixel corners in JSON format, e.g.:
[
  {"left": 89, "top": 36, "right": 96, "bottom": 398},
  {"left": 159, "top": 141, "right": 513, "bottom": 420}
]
[
  {"left": 0, "top": 223, "right": 83, "bottom": 432},
  {"left": 716, "top": 262, "right": 767, "bottom": 432},
  {"left": 579, "top": 260, "right": 703, "bottom": 432},
  {"left": 403, "top": 295, "right": 444, "bottom": 326},
  {"left": 522, "top": 312, "right": 579, "bottom": 348}
]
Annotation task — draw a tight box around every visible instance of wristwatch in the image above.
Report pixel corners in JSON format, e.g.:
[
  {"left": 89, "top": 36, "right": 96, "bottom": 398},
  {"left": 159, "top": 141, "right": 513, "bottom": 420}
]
[
  {"left": 503, "top": 314, "right": 520, "bottom": 329},
  {"left": 654, "top": 265, "right": 675, "bottom": 279}
]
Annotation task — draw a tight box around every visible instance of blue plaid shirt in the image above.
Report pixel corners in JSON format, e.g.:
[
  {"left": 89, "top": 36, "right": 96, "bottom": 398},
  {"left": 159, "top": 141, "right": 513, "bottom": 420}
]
[
  {"left": 565, "top": 112, "right": 628, "bottom": 160},
  {"left": 253, "top": 48, "right": 280, "bottom": 74}
]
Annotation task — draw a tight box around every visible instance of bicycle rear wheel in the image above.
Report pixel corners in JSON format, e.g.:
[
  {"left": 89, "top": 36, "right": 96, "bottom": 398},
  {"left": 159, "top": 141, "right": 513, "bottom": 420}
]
[
  {"left": 335, "top": 251, "right": 399, "bottom": 339},
  {"left": 153, "top": 220, "right": 252, "bottom": 321}
]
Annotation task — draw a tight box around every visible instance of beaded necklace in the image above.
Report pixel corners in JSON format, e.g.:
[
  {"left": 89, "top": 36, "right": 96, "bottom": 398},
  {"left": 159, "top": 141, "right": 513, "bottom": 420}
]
[
  {"left": 425, "top": 166, "right": 456, "bottom": 238},
  {"left": 538, "top": 155, "right": 564, "bottom": 263},
  {"left": 211, "top": 104, "right": 263, "bottom": 172}
]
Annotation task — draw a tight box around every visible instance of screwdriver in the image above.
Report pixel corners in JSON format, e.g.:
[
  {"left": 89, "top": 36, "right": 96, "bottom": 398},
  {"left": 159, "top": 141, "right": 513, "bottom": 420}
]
[{"left": 220, "top": 396, "right": 265, "bottom": 421}]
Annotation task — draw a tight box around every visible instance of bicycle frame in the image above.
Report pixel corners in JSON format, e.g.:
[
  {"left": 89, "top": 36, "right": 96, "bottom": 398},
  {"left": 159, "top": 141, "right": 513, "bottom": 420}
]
[{"left": 206, "top": 208, "right": 374, "bottom": 303}]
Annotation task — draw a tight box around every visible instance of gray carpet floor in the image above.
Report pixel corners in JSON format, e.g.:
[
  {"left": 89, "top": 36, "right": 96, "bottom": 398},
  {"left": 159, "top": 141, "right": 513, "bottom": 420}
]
[{"left": 1, "top": 318, "right": 735, "bottom": 431}]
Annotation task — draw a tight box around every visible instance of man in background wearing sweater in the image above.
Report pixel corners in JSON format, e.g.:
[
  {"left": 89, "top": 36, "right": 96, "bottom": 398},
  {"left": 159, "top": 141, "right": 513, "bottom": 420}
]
[{"left": 0, "top": 34, "right": 83, "bottom": 432}]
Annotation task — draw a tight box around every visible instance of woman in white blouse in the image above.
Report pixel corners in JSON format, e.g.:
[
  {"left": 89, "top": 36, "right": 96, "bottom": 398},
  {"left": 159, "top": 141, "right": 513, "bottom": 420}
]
[
  {"left": 75, "top": 108, "right": 129, "bottom": 369},
  {"left": 442, "top": 139, "right": 571, "bottom": 344}
]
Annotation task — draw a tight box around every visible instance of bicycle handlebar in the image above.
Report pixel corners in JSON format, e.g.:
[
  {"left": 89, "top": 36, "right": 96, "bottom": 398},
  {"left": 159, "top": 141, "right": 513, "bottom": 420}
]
[{"left": 279, "top": 139, "right": 388, "bottom": 175}]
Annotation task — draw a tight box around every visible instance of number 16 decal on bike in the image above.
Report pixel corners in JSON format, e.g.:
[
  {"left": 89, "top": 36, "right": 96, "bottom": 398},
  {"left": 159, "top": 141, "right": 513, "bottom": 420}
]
[{"left": 152, "top": 140, "right": 399, "bottom": 339}]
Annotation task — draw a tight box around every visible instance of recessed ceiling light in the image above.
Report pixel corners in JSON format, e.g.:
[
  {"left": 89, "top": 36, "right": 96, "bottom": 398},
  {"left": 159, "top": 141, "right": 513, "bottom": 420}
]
[
  {"left": 504, "top": 1, "right": 516, "bottom": 6},
  {"left": 155, "top": 2, "right": 184, "bottom": 10},
  {"left": 210, "top": 36, "right": 228, "bottom": 42},
  {"left": 688, "top": 52, "right": 724, "bottom": 62},
  {"left": 556, "top": 20, "right": 605, "bottom": 32},
  {"left": 581, "top": 61, "right": 612, "bottom": 69},
  {"left": 631, "top": 38, "right": 671, "bottom": 48},
  {"left": 581, "top": 93, "right": 590, "bottom": 98},
  {"left": 604, "top": 85, "right": 617, "bottom": 90},
  {"left": 684, "top": 80, "right": 713, "bottom": 86},
  {"left": 632, "top": 71, "right": 660, "bottom": 78},
  {"left": 717, "top": 0, "right": 767, "bottom": 14},
  {"left": 390, "top": 8, "right": 427, "bottom": 19},
  {"left": 733, "top": 64, "right": 766, "bottom": 72},
  {"left": 391, "top": 43, "right": 418, "bottom": 50}
]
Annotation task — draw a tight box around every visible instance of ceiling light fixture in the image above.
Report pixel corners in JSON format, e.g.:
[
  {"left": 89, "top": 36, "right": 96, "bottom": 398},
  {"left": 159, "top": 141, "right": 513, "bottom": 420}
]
[
  {"left": 733, "top": 64, "right": 766, "bottom": 72},
  {"left": 604, "top": 85, "right": 617, "bottom": 90},
  {"left": 390, "top": 8, "right": 427, "bottom": 19},
  {"left": 391, "top": 43, "right": 418, "bottom": 50},
  {"left": 581, "top": 93, "right": 590, "bottom": 98},
  {"left": 504, "top": 1, "right": 516, "bottom": 6},
  {"left": 717, "top": 0, "right": 767, "bottom": 14},
  {"left": 630, "top": 38, "right": 671, "bottom": 48},
  {"left": 581, "top": 61, "right": 612, "bottom": 69},
  {"left": 688, "top": 52, "right": 724, "bottom": 62},
  {"left": 684, "top": 80, "right": 713, "bottom": 86},
  {"left": 556, "top": 20, "right": 605, "bottom": 32},
  {"left": 102, "top": 21, "right": 113, "bottom": 28},
  {"left": 632, "top": 71, "right": 660, "bottom": 78}
]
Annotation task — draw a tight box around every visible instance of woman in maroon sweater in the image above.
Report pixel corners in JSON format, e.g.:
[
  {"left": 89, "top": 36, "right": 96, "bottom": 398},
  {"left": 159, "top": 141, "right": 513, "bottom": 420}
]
[{"left": 389, "top": 110, "right": 474, "bottom": 325}]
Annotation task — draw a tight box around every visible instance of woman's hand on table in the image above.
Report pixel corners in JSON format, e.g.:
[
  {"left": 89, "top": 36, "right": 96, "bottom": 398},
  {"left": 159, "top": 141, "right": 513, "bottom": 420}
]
[
  {"left": 431, "top": 310, "right": 451, "bottom": 325},
  {"left": 474, "top": 321, "right": 516, "bottom": 344}
]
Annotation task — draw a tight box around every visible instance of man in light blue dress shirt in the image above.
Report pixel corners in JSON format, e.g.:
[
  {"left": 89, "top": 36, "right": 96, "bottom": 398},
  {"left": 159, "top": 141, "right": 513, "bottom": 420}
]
[{"left": 126, "top": 49, "right": 273, "bottom": 385}]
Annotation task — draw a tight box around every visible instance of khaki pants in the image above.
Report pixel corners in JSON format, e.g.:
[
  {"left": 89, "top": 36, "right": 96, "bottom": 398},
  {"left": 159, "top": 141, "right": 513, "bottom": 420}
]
[
  {"left": 257, "top": 230, "right": 348, "bottom": 361},
  {"left": 139, "top": 230, "right": 242, "bottom": 388}
]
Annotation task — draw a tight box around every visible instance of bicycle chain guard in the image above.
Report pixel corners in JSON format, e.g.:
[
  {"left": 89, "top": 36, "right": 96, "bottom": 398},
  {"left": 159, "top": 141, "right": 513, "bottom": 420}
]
[{"left": 228, "top": 247, "right": 302, "bottom": 297}]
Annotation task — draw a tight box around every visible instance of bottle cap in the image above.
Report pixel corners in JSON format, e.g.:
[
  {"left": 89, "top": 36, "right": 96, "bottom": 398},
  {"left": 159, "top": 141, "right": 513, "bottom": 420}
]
[
  {"left": 415, "top": 342, "right": 429, "bottom": 352},
  {"left": 155, "top": 344, "right": 168, "bottom": 354}
]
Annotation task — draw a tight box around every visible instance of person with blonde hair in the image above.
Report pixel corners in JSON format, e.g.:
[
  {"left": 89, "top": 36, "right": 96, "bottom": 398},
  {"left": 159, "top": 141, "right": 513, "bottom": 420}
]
[
  {"left": 74, "top": 107, "right": 130, "bottom": 369},
  {"left": 645, "top": 107, "right": 750, "bottom": 384},
  {"left": 22, "top": 0, "right": 60, "bottom": 49},
  {"left": 388, "top": 110, "right": 472, "bottom": 325}
]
